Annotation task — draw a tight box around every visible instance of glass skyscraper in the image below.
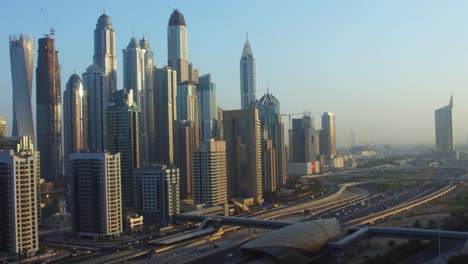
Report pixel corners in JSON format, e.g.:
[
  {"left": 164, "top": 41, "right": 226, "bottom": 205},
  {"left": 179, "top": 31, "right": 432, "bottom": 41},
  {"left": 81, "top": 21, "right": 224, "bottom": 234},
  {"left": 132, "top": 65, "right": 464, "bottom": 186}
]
[
  {"left": 9, "top": 35, "right": 35, "bottom": 142},
  {"left": 240, "top": 35, "right": 257, "bottom": 109},
  {"left": 94, "top": 13, "right": 117, "bottom": 101}
]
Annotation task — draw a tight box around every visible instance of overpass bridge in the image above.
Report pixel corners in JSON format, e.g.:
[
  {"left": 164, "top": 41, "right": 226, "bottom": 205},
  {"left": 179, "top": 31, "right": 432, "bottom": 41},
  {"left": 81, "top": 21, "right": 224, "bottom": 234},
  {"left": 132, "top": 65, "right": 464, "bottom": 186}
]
[{"left": 328, "top": 226, "right": 468, "bottom": 252}]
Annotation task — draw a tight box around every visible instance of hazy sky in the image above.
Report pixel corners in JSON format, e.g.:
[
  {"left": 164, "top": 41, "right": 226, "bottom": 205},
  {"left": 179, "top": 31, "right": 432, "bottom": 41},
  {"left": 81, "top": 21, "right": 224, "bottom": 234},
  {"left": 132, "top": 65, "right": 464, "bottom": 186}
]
[{"left": 2, "top": 0, "right": 468, "bottom": 147}]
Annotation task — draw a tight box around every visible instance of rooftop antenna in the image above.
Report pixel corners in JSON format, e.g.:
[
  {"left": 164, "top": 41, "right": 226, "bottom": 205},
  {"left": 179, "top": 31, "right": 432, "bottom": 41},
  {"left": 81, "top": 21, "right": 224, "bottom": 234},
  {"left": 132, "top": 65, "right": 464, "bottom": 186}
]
[
  {"left": 41, "top": 8, "right": 55, "bottom": 37},
  {"left": 103, "top": 8, "right": 106, "bottom": 14},
  {"left": 267, "top": 80, "right": 269, "bottom": 94},
  {"left": 246, "top": 32, "right": 249, "bottom": 41}
]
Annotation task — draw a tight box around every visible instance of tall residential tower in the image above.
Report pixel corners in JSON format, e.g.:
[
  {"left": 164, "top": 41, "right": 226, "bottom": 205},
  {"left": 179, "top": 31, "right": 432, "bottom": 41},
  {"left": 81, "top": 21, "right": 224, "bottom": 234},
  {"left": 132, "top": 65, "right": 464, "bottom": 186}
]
[
  {"left": 153, "top": 66, "right": 177, "bottom": 166},
  {"left": 83, "top": 64, "right": 106, "bottom": 152},
  {"left": 9, "top": 35, "right": 35, "bottom": 142},
  {"left": 240, "top": 35, "right": 256, "bottom": 109},
  {"left": 197, "top": 74, "right": 218, "bottom": 141},
  {"left": 63, "top": 74, "right": 88, "bottom": 176},
  {"left": 168, "top": 9, "right": 189, "bottom": 83},
  {"left": 223, "top": 108, "right": 263, "bottom": 204},
  {"left": 36, "top": 35, "right": 62, "bottom": 182},
  {"left": 94, "top": 13, "right": 117, "bottom": 100}
]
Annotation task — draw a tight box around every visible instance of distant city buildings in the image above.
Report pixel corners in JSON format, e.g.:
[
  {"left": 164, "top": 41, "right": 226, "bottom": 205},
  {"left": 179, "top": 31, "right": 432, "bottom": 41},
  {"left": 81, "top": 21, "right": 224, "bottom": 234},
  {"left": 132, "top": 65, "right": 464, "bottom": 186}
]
[
  {"left": 435, "top": 96, "right": 454, "bottom": 153},
  {"left": 223, "top": 108, "right": 263, "bottom": 204},
  {"left": 106, "top": 89, "right": 142, "bottom": 209},
  {"left": 94, "top": 13, "right": 117, "bottom": 101},
  {"left": 70, "top": 153, "right": 122, "bottom": 238},
  {"left": 240, "top": 35, "right": 257, "bottom": 109},
  {"left": 0, "top": 150, "right": 39, "bottom": 257},
  {"left": 36, "top": 35, "right": 62, "bottom": 183},
  {"left": 9, "top": 35, "right": 35, "bottom": 142},
  {"left": 63, "top": 74, "right": 88, "bottom": 176},
  {"left": 134, "top": 164, "right": 180, "bottom": 225},
  {"left": 192, "top": 140, "right": 228, "bottom": 207}
]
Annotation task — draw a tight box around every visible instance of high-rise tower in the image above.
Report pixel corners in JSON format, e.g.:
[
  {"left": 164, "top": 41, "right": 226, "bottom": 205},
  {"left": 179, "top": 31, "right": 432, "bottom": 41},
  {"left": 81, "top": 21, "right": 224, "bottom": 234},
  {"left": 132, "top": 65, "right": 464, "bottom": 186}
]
[
  {"left": 197, "top": 74, "right": 218, "bottom": 141},
  {"left": 0, "top": 150, "right": 39, "bottom": 257},
  {"left": 140, "top": 37, "right": 156, "bottom": 163},
  {"left": 9, "top": 35, "right": 35, "bottom": 142},
  {"left": 435, "top": 96, "right": 454, "bottom": 153},
  {"left": 168, "top": 9, "right": 189, "bottom": 83},
  {"left": 223, "top": 108, "right": 263, "bottom": 204},
  {"left": 83, "top": 64, "right": 106, "bottom": 152},
  {"left": 240, "top": 35, "right": 257, "bottom": 109},
  {"left": 123, "top": 37, "right": 148, "bottom": 164},
  {"left": 94, "top": 13, "right": 117, "bottom": 101},
  {"left": 193, "top": 140, "right": 228, "bottom": 207},
  {"left": 70, "top": 152, "right": 122, "bottom": 238},
  {"left": 105, "top": 89, "right": 142, "bottom": 209},
  {"left": 257, "top": 91, "right": 286, "bottom": 188},
  {"left": 63, "top": 74, "right": 88, "bottom": 176},
  {"left": 289, "top": 115, "right": 317, "bottom": 163},
  {"left": 321, "top": 112, "right": 336, "bottom": 160},
  {"left": 36, "top": 36, "right": 62, "bottom": 182},
  {"left": 154, "top": 66, "right": 177, "bottom": 165}
]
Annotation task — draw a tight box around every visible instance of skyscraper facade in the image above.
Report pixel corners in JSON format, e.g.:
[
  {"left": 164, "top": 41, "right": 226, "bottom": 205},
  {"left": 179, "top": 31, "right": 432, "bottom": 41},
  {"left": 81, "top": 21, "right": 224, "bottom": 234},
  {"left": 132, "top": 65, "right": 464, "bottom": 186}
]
[
  {"left": 106, "top": 89, "right": 142, "bottom": 209},
  {"left": 70, "top": 152, "right": 122, "bottom": 238},
  {"left": 262, "top": 138, "right": 277, "bottom": 192},
  {"left": 140, "top": 37, "right": 156, "bottom": 164},
  {"left": 134, "top": 164, "right": 180, "bottom": 225},
  {"left": 223, "top": 108, "right": 263, "bottom": 204},
  {"left": 9, "top": 35, "right": 35, "bottom": 142},
  {"left": 289, "top": 116, "right": 317, "bottom": 163},
  {"left": 321, "top": 112, "right": 336, "bottom": 159},
  {"left": 240, "top": 36, "right": 257, "bottom": 109},
  {"left": 257, "top": 91, "right": 286, "bottom": 187},
  {"left": 168, "top": 9, "right": 189, "bottom": 83},
  {"left": 94, "top": 13, "right": 117, "bottom": 101},
  {"left": 435, "top": 96, "right": 454, "bottom": 153},
  {"left": 177, "top": 81, "right": 199, "bottom": 141},
  {"left": 173, "top": 121, "right": 198, "bottom": 199},
  {"left": 197, "top": 74, "right": 218, "bottom": 141},
  {"left": 123, "top": 37, "right": 148, "bottom": 164},
  {"left": 83, "top": 64, "right": 106, "bottom": 152},
  {"left": 36, "top": 36, "right": 62, "bottom": 182},
  {"left": 153, "top": 66, "right": 177, "bottom": 165},
  {"left": 193, "top": 140, "right": 228, "bottom": 207},
  {"left": 0, "top": 150, "right": 39, "bottom": 257},
  {"left": 63, "top": 74, "right": 88, "bottom": 176}
]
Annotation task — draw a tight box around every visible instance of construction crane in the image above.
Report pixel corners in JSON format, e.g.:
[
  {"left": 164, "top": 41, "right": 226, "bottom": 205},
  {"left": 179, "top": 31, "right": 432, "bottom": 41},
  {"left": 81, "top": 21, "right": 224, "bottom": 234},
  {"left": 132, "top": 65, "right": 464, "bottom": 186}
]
[
  {"left": 280, "top": 112, "right": 303, "bottom": 129},
  {"left": 280, "top": 111, "right": 323, "bottom": 130},
  {"left": 41, "top": 8, "right": 55, "bottom": 37}
]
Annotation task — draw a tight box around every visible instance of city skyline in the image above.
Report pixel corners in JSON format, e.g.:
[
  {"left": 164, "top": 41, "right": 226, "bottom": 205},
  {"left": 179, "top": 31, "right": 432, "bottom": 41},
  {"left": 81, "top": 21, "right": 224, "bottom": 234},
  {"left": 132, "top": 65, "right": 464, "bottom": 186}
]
[{"left": 2, "top": 1, "right": 468, "bottom": 146}]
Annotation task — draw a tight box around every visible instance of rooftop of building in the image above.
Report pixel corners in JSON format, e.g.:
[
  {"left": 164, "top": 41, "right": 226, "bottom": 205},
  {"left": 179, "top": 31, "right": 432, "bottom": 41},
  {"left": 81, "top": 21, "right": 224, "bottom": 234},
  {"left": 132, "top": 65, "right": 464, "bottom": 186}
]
[{"left": 169, "top": 9, "right": 186, "bottom": 27}]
